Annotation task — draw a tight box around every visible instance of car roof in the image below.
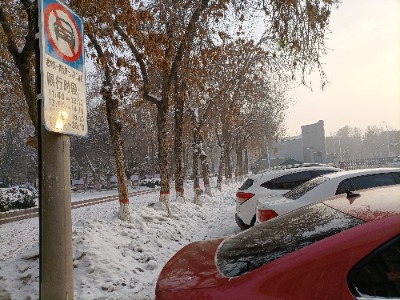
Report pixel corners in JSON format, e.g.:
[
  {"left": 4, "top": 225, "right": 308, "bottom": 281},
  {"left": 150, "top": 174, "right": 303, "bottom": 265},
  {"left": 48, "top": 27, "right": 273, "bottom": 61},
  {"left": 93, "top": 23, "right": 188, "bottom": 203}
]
[
  {"left": 321, "top": 167, "right": 400, "bottom": 180},
  {"left": 249, "top": 165, "right": 341, "bottom": 180},
  {"left": 322, "top": 185, "right": 400, "bottom": 222}
]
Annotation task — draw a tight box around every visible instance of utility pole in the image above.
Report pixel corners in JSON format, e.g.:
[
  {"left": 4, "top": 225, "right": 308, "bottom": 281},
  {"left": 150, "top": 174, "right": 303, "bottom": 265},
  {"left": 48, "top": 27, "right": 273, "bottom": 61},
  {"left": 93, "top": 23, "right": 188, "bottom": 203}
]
[
  {"left": 383, "top": 121, "right": 391, "bottom": 157},
  {"left": 40, "top": 132, "right": 74, "bottom": 298},
  {"left": 266, "top": 144, "right": 271, "bottom": 169},
  {"left": 36, "top": 0, "right": 86, "bottom": 298}
]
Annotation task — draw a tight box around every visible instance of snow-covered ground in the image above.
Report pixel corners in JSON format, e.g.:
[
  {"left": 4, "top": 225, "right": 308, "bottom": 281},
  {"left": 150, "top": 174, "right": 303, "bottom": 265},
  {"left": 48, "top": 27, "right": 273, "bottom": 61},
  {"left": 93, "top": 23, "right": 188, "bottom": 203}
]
[{"left": 0, "top": 180, "right": 241, "bottom": 299}]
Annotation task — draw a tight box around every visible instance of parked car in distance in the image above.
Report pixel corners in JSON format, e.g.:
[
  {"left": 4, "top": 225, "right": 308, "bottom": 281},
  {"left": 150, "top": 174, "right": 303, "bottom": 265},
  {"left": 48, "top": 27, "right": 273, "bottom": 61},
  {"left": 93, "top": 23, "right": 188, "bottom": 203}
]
[
  {"left": 235, "top": 164, "right": 341, "bottom": 229},
  {"left": 256, "top": 167, "right": 400, "bottom": 224},
  {"left": 156, "top": 185, "right": 400, "bottom": 300}
]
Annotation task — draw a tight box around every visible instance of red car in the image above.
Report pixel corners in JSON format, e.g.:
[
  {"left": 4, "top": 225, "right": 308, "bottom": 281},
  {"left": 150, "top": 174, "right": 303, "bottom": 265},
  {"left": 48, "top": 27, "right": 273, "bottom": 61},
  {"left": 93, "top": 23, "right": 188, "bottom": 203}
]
[{"left": 156, "top": 185, "right": 400, "bottom": 299}]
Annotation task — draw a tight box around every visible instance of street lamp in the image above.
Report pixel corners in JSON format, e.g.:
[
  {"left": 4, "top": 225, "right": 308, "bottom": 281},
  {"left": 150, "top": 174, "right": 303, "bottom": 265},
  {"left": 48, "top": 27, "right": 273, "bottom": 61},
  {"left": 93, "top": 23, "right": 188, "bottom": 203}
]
[{"left": 382, "top": 121, "right": 390, "bottom": 157}]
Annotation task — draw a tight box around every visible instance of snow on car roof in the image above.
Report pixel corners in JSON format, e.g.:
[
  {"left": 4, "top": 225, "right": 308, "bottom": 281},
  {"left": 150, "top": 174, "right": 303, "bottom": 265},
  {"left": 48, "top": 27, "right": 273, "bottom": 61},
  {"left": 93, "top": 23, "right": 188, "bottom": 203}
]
[
  {"left": 321, "top": 167, "right": 400, "bottom": 180},
  {"left": 323, "top": 185, "right": 400, "bottom": 222},
  {"left": 249, "top": 165, "right": 341, "bottom": 181}
]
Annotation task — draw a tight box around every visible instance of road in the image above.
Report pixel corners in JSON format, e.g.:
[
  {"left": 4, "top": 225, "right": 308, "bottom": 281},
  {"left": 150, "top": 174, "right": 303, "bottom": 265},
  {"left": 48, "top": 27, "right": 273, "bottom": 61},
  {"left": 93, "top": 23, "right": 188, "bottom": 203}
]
[{"left": 0, "top": 188, "right": 160, "bottom": 225}]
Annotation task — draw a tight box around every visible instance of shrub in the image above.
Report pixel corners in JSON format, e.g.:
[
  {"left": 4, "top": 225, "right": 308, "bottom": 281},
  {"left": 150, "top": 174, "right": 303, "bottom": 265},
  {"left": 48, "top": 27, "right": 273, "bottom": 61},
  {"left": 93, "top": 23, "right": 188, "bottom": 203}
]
[{"left": 0, "top": 186, "right": 38, "bottom": 212}]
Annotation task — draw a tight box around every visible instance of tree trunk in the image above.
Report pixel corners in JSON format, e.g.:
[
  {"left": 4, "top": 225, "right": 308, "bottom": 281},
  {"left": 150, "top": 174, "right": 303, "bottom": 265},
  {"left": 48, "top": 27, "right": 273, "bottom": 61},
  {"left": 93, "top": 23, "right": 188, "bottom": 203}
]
[
  {"left": 217, "top": 148, "right": 224, "bottom": 191},
  {"left": 174, "top": 94, "right": 185, "bottom": 201},
  {"left": 94, "top": 171, "right": 101, "bottom": 191},
  {"left": 104, "top": 90, "right": 131, "bottom": 221},
  {"left": 157, "top": 104, "right": 171, "bottom": 215},
  {"left": 169, "top": 150, "right": 175, "bottom": 183},
  {"left": 183, "top": 145, "right": 189, "bottom": 183},
  {"left": 106, "top": 173, "right": 111, "bottom": 190},
  {"left": 244, "top": 148, "right": 249, "bottom": 175},
  {"left": 88, "top": 33, "right": 132, "bottom": 221},
  {"left": 150, "top": 141, "right": 156, "bottom": 177},
  {"left": 83, "top": 175, "right": 88, "bottom": 191},
  {"left": 17, "top": 60, "right": 38, "bottom": 132},
  {"left": 224, "top": 143, "right": 232, "bottom": 183},
  {"left": 192, "top": 130, "right": 202, "bottom": 205},
  {"left": 199, "top": 139, "right": 212, "bottom": 196},
  {"left": 236, "top": 145, "right": 243, "bottom": 183},
  {"left": 210, "top": 144, "right": 216, "bottom": 174},
  {"left": 0, "top": 2, "right": 38, "bottom": 134}
]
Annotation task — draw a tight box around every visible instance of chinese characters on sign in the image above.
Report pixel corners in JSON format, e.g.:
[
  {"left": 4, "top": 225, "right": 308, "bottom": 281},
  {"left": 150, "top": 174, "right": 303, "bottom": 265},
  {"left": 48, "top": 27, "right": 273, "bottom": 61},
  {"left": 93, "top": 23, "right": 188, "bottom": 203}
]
[{"left": 44, "top": 56, "right": 86, "bottom": 133}]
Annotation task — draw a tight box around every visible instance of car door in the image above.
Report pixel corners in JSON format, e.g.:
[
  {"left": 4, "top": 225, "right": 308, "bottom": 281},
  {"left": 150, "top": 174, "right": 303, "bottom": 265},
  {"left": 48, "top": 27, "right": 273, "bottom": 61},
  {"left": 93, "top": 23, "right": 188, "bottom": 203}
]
[{"left": 348, "top": 236, "right": 400, "bottom": 299}]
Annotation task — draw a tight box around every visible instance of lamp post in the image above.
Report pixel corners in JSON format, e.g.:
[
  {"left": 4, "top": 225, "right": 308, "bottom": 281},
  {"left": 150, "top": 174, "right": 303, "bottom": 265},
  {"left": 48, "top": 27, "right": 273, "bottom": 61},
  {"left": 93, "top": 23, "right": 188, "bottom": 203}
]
[
  {"left": 266, "top": 144, "right": 271, "bottom": 169},
  {"left": 383, "top": 121, "right": 390, "bottom": 157}
]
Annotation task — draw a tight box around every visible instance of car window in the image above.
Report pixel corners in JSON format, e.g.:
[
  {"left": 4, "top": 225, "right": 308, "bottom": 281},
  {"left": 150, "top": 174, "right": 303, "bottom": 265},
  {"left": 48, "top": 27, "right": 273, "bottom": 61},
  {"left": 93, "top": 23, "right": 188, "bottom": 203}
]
[
  {"left": 260, "top": 171, "right": 312, "bottom": 190},
  {"left": 284, "top": 176, "right": 328, "bottom": 200},
  {"left": 216, "top": 203, "right": 364, "bottom": 277},
  {"left": 392, "top": 172, "right": 400, "bottom": 184},
  {"left": 336, "top": 179, "right": 355, "bottom": 194},
  {"left": 352, "top": 173, "right": 397, "bottom": 190},
  {"left": 349, "top": 236, "right": 400, "bottom": 298},
  {"left": 239, "top": 178, "right": 254, "bottom": 190},
  {"left": 310, "top": 169, "right": 339, "bottom": 177}
]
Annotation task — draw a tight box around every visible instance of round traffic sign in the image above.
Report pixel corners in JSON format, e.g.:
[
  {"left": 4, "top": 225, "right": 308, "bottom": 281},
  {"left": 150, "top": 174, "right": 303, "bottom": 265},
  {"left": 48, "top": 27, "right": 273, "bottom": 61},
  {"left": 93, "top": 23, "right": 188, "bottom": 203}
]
[{"left": 44, "top": 3, "right": 83, "bottom": 63}]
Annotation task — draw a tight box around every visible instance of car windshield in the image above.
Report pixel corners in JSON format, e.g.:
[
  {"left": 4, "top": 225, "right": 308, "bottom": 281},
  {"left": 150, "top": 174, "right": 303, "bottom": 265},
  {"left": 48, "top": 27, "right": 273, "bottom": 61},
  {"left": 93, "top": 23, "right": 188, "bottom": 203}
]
[
  {"left": 284, "top": 176, "right": 328, "bottom": 200},
  {"left": 216, "top": 203, "right": 364, "bottom": 277}
]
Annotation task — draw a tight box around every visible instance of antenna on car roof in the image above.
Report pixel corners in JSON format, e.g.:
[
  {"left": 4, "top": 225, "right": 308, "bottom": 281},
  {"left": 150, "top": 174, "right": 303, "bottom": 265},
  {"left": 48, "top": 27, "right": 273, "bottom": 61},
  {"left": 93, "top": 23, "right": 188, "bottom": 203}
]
[{"left": 345, "top": 189, "right": 360, "bottom": 198}]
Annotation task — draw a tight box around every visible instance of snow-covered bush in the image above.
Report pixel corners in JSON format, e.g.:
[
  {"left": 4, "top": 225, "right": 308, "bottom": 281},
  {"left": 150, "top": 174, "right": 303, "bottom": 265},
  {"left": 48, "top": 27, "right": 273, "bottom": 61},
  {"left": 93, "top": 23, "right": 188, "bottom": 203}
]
[{"left": 0, "top": 186, "right": 38, "bottom": 212}]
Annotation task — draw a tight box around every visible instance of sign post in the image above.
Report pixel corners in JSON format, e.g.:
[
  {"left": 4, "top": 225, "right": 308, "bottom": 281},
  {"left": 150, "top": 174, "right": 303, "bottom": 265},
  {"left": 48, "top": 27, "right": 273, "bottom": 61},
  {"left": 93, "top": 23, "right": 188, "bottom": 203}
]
[{"left": 37, "top": 0, "right": 86, "bottom": 298}]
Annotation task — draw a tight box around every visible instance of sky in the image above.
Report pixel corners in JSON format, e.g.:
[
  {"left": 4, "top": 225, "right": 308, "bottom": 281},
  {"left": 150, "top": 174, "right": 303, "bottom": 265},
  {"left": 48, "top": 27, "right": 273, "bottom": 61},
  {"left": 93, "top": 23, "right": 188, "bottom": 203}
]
[
  {"left": 0, "top": 181, "right": 240, "bottom": 299},
  {"left": 284, "top": 0, "right": 400, "bottom": 137}
]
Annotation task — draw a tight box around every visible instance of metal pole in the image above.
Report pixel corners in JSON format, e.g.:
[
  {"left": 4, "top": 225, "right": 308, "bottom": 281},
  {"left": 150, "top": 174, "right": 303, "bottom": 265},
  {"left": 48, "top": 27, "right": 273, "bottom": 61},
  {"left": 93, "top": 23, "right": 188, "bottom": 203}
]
[
  {"left": 34, "top": 3, "right": 42, "bottom": 299},
  {"left": 383, "top": 121, "right": 391, "bottom": 157},
  {"left": 40, "top": 131, "right": 73, "bottom": 299},
  {"left": 36, "top": 0, "right": 74, "bottom": 298},
  {"left": 386, "top": 130, "right": 390, "bottom": 157}
]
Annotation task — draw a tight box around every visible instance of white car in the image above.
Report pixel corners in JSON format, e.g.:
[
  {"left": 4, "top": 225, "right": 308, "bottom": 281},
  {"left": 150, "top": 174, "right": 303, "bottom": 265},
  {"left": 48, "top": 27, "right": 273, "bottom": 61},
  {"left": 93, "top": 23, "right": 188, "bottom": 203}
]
[
  {"left": 235, "top": 164, "right": 341, "bottom": 229},
  {"left": 256, "top": 168, "right": 400, "bottom": 224}
]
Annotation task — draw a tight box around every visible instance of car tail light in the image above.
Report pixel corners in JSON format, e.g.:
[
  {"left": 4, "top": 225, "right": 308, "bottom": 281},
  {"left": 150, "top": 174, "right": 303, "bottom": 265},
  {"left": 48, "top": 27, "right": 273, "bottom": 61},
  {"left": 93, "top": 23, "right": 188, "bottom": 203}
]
[
  {"left": 236, "top": 192, "right": 255, "bottom": 204},
  {"left": 257, "top": 209, "right": 278, "bottom": 222}
]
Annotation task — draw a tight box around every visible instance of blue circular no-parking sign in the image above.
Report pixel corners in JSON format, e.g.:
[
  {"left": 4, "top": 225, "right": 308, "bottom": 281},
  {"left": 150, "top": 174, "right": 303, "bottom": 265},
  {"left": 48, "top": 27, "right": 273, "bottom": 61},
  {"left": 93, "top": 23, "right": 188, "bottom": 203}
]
[{"left": 42, "top": 0, "right": 84, "bottom": 71}]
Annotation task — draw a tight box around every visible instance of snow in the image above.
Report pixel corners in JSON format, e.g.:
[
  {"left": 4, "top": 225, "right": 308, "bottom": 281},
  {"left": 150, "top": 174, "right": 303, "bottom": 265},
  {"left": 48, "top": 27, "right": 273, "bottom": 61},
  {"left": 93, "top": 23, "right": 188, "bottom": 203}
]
[
  {"left": 0, "top": 179, "right": 241, "bottom": 299},
  {"left": 148, "top": 94, "right": 162, "bottom": 102}
]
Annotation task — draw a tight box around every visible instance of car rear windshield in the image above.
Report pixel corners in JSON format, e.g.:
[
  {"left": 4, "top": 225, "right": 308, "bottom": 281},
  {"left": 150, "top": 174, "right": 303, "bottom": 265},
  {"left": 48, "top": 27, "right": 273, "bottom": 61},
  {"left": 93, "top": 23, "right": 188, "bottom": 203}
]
[
  {"left": 284, "top": 176, "right": 328, "bottom": 200},
  {"left": 216, "top": 203, "right": 364, "bottom": 277},
  {"left": 239, "top": 178, "right": 254, "bottom": 190}
]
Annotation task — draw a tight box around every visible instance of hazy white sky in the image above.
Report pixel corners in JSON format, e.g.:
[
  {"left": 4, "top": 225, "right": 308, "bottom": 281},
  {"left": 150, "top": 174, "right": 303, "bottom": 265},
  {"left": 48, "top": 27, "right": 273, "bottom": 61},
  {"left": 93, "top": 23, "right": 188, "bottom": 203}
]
[{"left": 284, "top": 0, "right": 400, "bottom": 137}]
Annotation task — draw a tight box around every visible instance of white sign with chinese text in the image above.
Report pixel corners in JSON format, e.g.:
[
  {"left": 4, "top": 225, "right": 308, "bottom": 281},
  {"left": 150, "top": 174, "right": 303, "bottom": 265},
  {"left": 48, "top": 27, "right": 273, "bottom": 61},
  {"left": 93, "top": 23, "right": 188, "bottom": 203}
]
[{"left": 40, "top": 0, "right": 87, "bottom": 136}]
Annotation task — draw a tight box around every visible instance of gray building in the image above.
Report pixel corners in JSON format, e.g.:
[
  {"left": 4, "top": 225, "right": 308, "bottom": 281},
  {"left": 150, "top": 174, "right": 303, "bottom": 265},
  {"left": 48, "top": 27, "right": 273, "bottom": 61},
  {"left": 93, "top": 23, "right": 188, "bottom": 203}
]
[
  {"left": 301, "top": 120, "right": 327, "bottom": 163},
  {"left": 269, "top": 120, "right": 327, "bottom": 166},
  {"left": 269, "top": 136, "right": 303, "bottom": 163}
]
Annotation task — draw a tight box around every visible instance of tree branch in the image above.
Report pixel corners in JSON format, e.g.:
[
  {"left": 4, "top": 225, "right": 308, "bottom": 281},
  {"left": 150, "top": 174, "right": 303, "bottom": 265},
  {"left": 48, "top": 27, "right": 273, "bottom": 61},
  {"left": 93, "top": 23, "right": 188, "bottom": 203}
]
[
  {"left": 114, "top": 18, "right": 159, "bottom": 106},
  {"left": 0, "top": 5, "right": 19, "bottom": 61}
]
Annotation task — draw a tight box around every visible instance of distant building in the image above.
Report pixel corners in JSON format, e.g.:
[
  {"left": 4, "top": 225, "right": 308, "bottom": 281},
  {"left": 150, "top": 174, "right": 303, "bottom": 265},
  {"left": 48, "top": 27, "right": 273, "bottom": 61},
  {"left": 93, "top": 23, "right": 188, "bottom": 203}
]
[
  {"left": 301, "top": 120, "right": 327, "bottom": 164},
  {"left": 268, "top": 120, "right": 327, "bottom": 166},
  {"left": 271, "top": 136, "right": 303, "bottom": 163}
]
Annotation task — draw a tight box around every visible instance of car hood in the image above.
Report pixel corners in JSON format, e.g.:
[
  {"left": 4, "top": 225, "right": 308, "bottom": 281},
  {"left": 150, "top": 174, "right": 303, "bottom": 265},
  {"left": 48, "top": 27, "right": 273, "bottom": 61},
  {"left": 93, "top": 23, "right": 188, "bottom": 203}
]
[
  {"left": 257, "top": 194, "right": 292, "bottom": 208},
  {"left": 156, "top": 238, "right": 228, "bottom": 291}
]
